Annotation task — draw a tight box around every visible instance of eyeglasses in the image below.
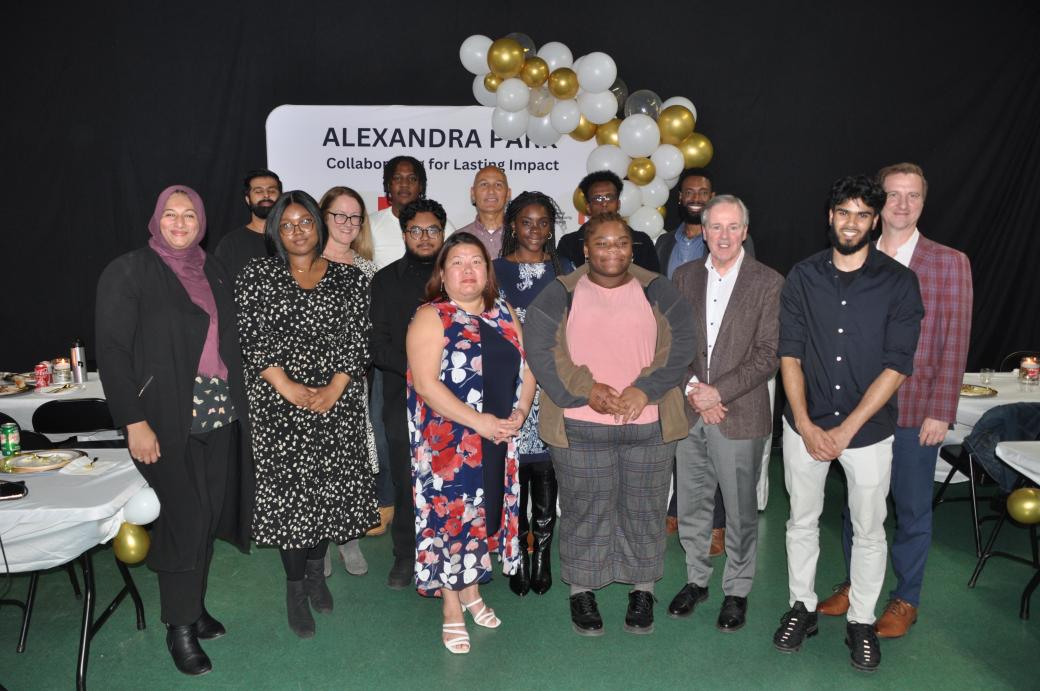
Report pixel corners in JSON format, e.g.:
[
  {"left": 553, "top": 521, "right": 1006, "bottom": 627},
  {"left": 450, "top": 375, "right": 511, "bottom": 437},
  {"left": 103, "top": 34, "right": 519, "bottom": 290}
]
[
  {"left": 279, "top": 218, "right": 316, "bottom": 235},
  {"left": 404, "top": 226, "right": 443, "bottom": 239},
  {"left": 680, "top": 189, "right": 711, "bottom": 200},
  {"left": 327, "top": 212, "right": 364, "bottom": 227},
  {"left": 589, "top": 194, "right": 617, "bottom": 203}
]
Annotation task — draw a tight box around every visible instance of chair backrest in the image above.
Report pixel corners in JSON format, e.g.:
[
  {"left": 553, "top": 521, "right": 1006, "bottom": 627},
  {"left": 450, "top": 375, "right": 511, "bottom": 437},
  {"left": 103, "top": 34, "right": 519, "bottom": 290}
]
[
  {"left": 999, "top": 350, "right": 1040, "bottom": 371},
  {"left": 31, "top": 398, "right": 116, "bottom": 435},
  {"left": 0, "top": 411, "right": 51, "bottom": 450}
]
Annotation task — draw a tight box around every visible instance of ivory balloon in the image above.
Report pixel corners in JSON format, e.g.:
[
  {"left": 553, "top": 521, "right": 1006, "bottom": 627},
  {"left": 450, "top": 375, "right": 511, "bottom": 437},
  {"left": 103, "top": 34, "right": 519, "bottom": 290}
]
[
  {"left": 624, "top": 89, "right": 663, "bottom": 119},
  {"left": 550, "top": 99, "right": 582, "bottom": 134},
  {"left": 492, "top": 107, "right": 529, "bottom": 140},
  {"left": 628, "top": 205, "right": 666, "bottom": 238},
  {"left": 487, "top": 38, "right": 525, "bottom": 79},
  {"left": 618, "top": 179, "right": 642, "bottom": 217},
  {"left": 657, "top": 104, "right": 696, "bottom": 146},
  {"left": 472, "top": 74, "right": 497, "bottom": 106},
  {"left": 538, "top": 41, "right": 574, "bottom": 71},
  {"left": 662, "top": 175, "right": 679, "bottom": 189},
  {"left": 113, "top": 522, "right": 150, "bottom": 564},
  {"left": 586, "top": 144, "right": 632, "bottom": 178},
  {"left": 528, "top": 85, "right": 555, "bottom": 117},
  {"left": 617, "top": 114, "right": 660, "bottom": 158},
  {"left": 1008, "top": 488, "right": 1040, "bottom": 524},
  {"left": 595, "top": 118, "right": 621, "bottom": 146},
  {"left": 123, "top": 487, "right": 161, "bottom": 525},
  {"left": 484, "top": 73, "right": 503, "bottom": 93},
  {"left": 460, "top": 35, "right": 494, "bottom": 75},
  {"left": 520, "top": 57, "right": 549, "bottom": 88},
  {"left": 575, "top": 52, "right": 617, "bottom": 93},
  {"left": 679, "top": 132, "right": 714, "bottom": 168},
  {"left": 661, "top": 96, "right": 698, "bottom": 123},
  {"left": 548, "top": 68, "right": 579, "bottom": 100},
  {"left": 496, "top": 78, "right": 530, "bottom": 112},
  {"left": 573, "top": 186, "right": 588, "bottom": 215},
  {"left": 651, "top": 144, "right": 685, "bottom": 180},
  {"left": 577, "top": 90, "right": 618, "bottom": 125},
  {"left": 527, "top": 113, "right": 562, "bottom": 147},
  {"left": 627, "top": 157, "right": 656, "bottom": 186},
  {"left": 505, "top": 32, "right": 536, "bottom": 57},
  {"left": 568, "top": 115, "right": 597, "bottom": 141},
  {"left": 640, "top": 177, "right": 670, "bottom": 208}
]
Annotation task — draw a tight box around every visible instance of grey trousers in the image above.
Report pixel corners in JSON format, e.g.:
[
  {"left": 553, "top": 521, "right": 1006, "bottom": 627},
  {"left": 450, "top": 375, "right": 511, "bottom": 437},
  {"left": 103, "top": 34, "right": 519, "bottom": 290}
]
[
  {"left": 676, "top": 419, "right": 765, "bottom": 597},
  {"left": 550, "top": 419, "right": 675, "bottom": 589}
]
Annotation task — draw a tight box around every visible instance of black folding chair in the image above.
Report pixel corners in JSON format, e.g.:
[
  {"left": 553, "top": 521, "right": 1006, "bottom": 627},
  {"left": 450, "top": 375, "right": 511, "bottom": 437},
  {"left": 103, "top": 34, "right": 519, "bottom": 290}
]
[
  {"left": 933, "top": 444, "right": 1001, "bottom": 558},
  {"left": 30, "top": 398, "right": 122, "bottom": 448},
  {"left": 0, "top": 412, "right": 50, "bottom": 451}
]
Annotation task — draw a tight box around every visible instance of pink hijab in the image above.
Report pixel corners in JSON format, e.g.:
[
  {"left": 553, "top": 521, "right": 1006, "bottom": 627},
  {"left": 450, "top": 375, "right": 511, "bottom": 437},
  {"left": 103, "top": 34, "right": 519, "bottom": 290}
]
[{"left": 147, "top": 185, "right": 228, "bottom": 380}]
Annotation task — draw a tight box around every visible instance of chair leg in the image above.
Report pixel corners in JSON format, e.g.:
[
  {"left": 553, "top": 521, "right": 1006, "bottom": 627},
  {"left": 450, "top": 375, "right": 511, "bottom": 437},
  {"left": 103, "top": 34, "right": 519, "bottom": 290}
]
[
  {"left": 969, "top": 507, "right": 1009, "bottom": 588},
  {"left": 932, "top": 466, "right": 957, "bottom": 508},
  {"left": 16, "top": 572, "right": 40, "bottom": 653},
  {"left": 66, "top": 563, "right": 82, "bottom": 599},
  {"left": 968, "top": 457, "right": 982, "bottom": 558},
  {"left": 1021, "top": 568, "right": 1040, "bottom": 620}
]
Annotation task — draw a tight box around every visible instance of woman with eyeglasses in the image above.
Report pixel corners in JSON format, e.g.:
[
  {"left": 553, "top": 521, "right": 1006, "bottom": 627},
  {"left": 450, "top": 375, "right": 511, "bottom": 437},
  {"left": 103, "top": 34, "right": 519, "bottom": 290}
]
[
  {"left": 235, "top": 190, "right": 377, "bottom": 639},
  {"left": 493, "top": 191, "right": 572, "bottom": 598}
]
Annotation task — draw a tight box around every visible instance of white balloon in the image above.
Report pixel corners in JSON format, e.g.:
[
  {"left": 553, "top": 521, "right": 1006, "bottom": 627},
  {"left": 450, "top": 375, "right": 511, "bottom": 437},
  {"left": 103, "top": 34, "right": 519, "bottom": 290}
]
[
  {"left": 492, "top": 107, "right": 529, "bottom": 140},
  {"left": 572, "top": 55, "right": 586, "bottom": 74},
  {"left": 577, "top": 90, "right": 618, "bottom": 125},
  {"left": 651, "top": 143, "right": 685, "bottom": 180},
  {"left": 549, "top": 98, "right": 581, "bottom": 134},
  {"left": 628, "top": 205, "right": 666, "bottom": 239},
  {"left": 586, "top": 144, "right": 631, "bottom": 178},
  {"left": 123, "top": 487, "right": 160, "bottom": 525},
  {"left": 576, "top": 52, "right": 617, "bottom": 93},
  {"left": 472, "top": 74, "right": 497, "bottom": 107},
  {"left": 537, "top": 41, "right": 573, "bottom": 71},
  {"left": 618, "top": 179, "right": 642, "bottom": 217},
  {"left": 527, "top": 113, "right": 562, "bottom": 147},
  {"left": 527, "top": 85, "right": 555, "bottom": 117},
  {"left": 663, "top": 175, "right": 679, "bottom": 189},
  {"left": 460, "top": 35, "right": 494, "bottom": 76},
  {"left": 640, "top": 177, "right": 670, "bottom": 208},
  {"left": 496, "top": 78, "right": 530, "bottom": 113},
  {"left": 617, "top": 114, "right": 661, "bottom": 158},
  {"left": 661, "top": 96, "right": 698, "bottom": 123}
]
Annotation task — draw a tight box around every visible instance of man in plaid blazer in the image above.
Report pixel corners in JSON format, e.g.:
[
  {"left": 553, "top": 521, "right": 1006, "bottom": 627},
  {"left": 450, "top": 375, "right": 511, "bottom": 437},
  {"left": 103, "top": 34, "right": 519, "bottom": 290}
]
[{"left": 819, "top": 162, "right": 973, "bottom": 638}]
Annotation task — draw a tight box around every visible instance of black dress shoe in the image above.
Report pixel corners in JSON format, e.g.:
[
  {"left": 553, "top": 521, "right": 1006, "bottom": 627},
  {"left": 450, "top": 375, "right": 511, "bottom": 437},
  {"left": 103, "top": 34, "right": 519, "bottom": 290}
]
[
  {"left": 668, "top": 583, "right": 709, "bottom": 618},
  {"left": 569, "top": 591, "right": 605, "bottom": 636},
  {"left": 166, "top": 625, "right": 212, "bottom": 676},
  {"left": 716, "top": 595, "right": 748, "bottom": 632},
  {"left": 846, "top": 622, "right": 881, "bottom": 672},
  {"left": 386, "top": 558, "right": 412, "bottom": 590},
  {"left": 195, "top": 610, "right": 226, "bottom": 640},
  {"left": 624, "top": 590, "right": 656, "bottom": 635},
  {"left": 773, "top": 601, "right": 818, "bottom": 653}
]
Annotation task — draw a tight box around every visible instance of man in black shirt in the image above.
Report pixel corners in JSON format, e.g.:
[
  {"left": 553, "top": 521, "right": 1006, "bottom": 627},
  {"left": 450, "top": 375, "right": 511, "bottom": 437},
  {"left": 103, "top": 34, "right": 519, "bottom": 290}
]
[
  {"left": 772, "top": 175, "right": 923, "bottom": 672},
  {"left": 214, "top": 169, "right": 281, "bottom": 280},
  {"left": 370, "top": 198, "right": 446, "bottom": 589}
]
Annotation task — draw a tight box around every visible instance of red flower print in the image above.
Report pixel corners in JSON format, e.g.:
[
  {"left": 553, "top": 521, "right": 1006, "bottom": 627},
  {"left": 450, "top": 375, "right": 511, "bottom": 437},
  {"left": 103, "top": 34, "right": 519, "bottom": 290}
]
[
  {"left": 445, "top": 518, "right": 463, "bottom": 537},
  {"left": 426, "top": 420, "right": 454, "bottom": 451}
]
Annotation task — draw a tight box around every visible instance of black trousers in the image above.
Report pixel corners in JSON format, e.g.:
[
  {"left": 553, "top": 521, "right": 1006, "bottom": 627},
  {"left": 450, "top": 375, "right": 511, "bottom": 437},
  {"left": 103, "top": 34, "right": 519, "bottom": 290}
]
[
  {"left": 384, "top": 390, "right": 413, "bottom": 562},
  {"left": 156, "top": 423, "right": 233, "bottom": 626}
]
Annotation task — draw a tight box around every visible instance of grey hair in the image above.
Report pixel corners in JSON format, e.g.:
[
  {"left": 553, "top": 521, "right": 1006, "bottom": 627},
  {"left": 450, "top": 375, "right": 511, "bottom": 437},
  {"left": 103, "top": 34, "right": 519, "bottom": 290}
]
[{"left": 701, "top": 194, "right": 749, "bottom": 227}]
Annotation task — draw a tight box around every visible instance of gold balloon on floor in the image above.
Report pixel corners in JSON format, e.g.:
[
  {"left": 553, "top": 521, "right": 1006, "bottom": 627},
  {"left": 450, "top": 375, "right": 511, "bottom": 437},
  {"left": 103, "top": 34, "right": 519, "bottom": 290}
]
[
  {"left": 569, "top": 115, "right": 597, "bottom": 142},
  {"left": 573, "top": 187, "right": 588, "bottom": 215},
  {"left": 483, "top": 73, "right": 503, "bottom": 93},
  {"left": 1007, "top": 488, "right": 1040, "bottom": 524},
  {"left": 548, "top": 68, "right": 579, "bottom": 100},
  {"left": 520, "top": 57, "right": 549, "bottom": 88},
  {"left": 595, "top": 118, "right": 621, "bottom": 146},
  {"left": 658, "top": 105, "right": 696, "bottom": 146},
  {"left": 628, "top": 158, "right": 656, "bottom": 185},
  {"left": 113, "top": 522, "right": 150, "bottom": 564},
  {"left": 487, "top": 38, "right": 526, "bottom": 79},
  {"left": 679, "top": 132, "right": 714, "bottom": 168}
]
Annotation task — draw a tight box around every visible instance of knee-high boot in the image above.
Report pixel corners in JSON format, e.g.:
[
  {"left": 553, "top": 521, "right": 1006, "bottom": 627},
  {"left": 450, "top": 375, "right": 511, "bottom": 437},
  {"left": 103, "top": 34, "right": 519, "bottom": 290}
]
[
  {"left": 529, "top": 460, "right": 558, "bottom": 595},
  {"left": 509, "top": 463, "right": 532, "bottom": 597}
]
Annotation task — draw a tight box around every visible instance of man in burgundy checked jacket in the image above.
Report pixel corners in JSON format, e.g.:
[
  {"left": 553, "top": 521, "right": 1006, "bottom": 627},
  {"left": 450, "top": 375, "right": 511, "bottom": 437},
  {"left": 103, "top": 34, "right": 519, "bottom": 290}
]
[{"left": 819, "top": 162, "right": 973, "bottom": 638}]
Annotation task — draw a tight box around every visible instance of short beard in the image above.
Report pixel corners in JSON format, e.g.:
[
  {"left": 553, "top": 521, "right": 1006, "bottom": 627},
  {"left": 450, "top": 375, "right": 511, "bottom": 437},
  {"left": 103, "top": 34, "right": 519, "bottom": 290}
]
[
  {"left": 405, "top": 246, "right": 438, "bottom": 263},
  {"left": 678, "top": 204, "right": 702, "bottom": 226},
  {"left": 251, "top": 203, "right": 274, "bottom": 220},
  {"left": 829, "top": 225, "right": 872, "bottom": 255}
]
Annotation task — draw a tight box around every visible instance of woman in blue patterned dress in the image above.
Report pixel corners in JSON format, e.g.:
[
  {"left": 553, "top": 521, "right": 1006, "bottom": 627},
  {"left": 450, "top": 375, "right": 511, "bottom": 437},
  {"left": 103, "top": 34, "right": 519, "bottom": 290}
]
[
  {"left": 493, "top": 192, "right": 573, "bottom": 598},
  {"left": 406, "top": 231, "right": 536, "bottom": 654}
]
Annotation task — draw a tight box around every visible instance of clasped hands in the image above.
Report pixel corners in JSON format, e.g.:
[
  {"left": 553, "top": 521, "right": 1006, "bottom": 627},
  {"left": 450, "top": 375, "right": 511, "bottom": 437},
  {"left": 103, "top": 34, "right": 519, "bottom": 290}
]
[
  {"left": 688, "top": 382, "right": 727, "bottom": 425},
  {"left": 589, "top": 382, "right": 649, "bottom": 424},
  {"left": 477, "top": 407, "right": 528, "bottom": 445},
  {"left": 280, "top": 377, "right": 350, "bottom": 413}
]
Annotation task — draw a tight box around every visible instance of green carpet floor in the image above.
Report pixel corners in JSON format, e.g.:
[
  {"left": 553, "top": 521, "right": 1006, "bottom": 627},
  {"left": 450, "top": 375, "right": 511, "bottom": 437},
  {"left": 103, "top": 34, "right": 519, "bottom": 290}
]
[{"left": 3, "top": 454, "right": 1038, "bottom": 690}]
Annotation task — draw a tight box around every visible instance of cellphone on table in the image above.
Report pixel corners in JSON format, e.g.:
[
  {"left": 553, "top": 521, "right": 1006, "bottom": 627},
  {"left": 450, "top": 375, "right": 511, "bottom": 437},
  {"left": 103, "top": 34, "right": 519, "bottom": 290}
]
[{"left": 0, "top": 480, "right": 28, "bottom": 501}]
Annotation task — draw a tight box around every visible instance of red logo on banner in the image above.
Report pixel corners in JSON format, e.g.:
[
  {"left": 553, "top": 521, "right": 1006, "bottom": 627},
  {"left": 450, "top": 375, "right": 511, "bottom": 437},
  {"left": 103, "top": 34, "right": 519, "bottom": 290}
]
[{"left": 377, "top": 195, "right": 391, "bottom": 210}]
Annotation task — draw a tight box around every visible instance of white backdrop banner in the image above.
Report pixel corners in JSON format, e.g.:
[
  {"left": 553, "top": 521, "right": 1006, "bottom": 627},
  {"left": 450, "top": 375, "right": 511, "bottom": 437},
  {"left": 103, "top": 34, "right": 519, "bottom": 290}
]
[{"left": 266, "top": 105, "right": 592, "bottom": 235}]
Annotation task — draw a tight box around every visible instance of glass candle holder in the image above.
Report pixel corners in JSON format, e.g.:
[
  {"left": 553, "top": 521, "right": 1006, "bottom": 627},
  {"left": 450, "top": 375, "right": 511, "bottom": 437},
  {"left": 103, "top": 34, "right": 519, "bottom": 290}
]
[{"left": 1021, "top": 356, "right": 1040, "bottom": 387}]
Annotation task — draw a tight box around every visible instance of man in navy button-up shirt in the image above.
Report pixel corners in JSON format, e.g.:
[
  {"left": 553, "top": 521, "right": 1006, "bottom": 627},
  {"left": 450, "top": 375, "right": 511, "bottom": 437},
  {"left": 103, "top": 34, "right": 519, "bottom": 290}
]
[{"left": 771, "top": 175, "right": 923, "bottom": 672}]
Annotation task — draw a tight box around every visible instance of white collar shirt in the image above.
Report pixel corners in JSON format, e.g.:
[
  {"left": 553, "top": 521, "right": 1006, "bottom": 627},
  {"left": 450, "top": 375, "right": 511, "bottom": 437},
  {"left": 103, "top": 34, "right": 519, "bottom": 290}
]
[
  {"left": 705, "top": 248, "right": 745, "bottom": 382},
  {"left": 878, "top": 228, "right": 919, "bottom": 268}
]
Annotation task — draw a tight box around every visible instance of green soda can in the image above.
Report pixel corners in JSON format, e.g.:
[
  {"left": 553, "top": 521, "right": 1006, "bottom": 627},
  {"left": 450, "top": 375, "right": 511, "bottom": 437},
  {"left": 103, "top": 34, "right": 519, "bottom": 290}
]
[{"left": 1, "top": 422, "right": 21, "bottom": 456}]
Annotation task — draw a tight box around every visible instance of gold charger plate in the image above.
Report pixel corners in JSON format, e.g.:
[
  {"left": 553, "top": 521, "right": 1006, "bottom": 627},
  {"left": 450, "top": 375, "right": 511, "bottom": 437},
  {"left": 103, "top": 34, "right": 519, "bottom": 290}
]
[
  {"left": 0, "top": 383, "right": 30, "bottom": 396},
  {"left": 960, "top": 384, "right": 997, "bottom": 398},
  {"left": 4, "top": 449, "right": 86, "bottom": 473}
]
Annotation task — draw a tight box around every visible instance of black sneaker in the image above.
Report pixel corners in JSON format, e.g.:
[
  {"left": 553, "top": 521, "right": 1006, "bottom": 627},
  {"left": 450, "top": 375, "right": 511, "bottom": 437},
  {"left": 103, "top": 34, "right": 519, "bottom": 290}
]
[
  {"left": 772, "top": 601, "right": 818, "bottom": 652},
  {"left": 569, "top": 591, "right": 605, "bottom": 636},
  {"left": 624, "top": 590, "right": 656, "bottom": 635},
  {"left": 846, "top": 622, "right": 881, "bottom": 672}
]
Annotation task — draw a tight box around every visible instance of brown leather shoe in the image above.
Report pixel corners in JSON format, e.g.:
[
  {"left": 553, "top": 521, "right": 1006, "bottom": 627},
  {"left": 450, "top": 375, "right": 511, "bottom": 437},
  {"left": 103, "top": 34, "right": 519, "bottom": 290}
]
[
  {"left": 875, "top": 599, "right": 917, "bottom": 638},
  {"left": 665, "top": 516, "right": 679, "bottom": 535},
  {"left": 818, "top": 582, "right": 850, "bottom": 616},
  {"left": 366, "top": 505, "right": 394, "bottom": 537},
  {"left": 709, "top": 528, "right": 725, "bottom": 557}
]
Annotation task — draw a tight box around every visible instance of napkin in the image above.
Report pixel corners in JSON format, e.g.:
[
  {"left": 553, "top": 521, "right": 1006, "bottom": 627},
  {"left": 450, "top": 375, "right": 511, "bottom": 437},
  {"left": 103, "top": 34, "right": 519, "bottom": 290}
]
[{"left": 59, "top": 456, "right": 119, "bottom": 475}]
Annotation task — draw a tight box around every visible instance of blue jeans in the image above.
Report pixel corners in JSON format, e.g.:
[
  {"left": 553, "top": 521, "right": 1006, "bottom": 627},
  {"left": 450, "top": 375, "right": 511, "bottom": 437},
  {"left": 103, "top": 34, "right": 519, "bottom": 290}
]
[{"left": 370, "top": 369, "right": 393, "bottom": 507}]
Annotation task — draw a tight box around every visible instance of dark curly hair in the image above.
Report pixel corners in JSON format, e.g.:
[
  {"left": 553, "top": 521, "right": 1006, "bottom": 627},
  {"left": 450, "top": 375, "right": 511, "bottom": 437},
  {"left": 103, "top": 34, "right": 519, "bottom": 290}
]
[
  {"left": 501, "top": 191, "right": 565, "bottom": 275},
  {"left": 828, "top": 174, "right": 886, "bottom": 214}
]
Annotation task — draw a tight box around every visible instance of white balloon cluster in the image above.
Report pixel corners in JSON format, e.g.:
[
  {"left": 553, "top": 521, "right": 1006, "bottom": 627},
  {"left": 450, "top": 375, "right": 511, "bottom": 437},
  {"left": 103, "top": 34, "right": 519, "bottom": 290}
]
[
  {"left": 460, "top": 33, "right": 714, "bottom": 240},
  {"left": 123, "top": 486, "right": 161, "bottom": 525}
]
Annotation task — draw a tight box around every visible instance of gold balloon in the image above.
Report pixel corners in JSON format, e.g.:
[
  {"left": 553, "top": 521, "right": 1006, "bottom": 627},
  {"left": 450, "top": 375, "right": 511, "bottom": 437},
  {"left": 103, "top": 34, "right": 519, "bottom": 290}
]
[
  {"left": 113, "top": 522, "right": 150, "bottom": 564},
  {"left": 573, "top": 187, "right": 588, "bottom": 215},
  {"left": 657, "top": 206, "right": 667, "bottom": 218},
  {"left": 679, "top": 132, "right": 714, "bottom": 168},
  {"left": 595, "top": 118, "right": 622, "bottom": 146},
  {"left": 569, "top": 115, "right": 597, "bottom": 142},
  {"left": 487, "top": 38, "right": 525, "bottom": 79},
  {"left": 657, "top": 105, "right": 696, "bottom": 146},
  {"left": 483, "top": 73, "right": 502, "bottom": 93},
  {"left": 1008, "top": 488, "right": 1040, "bottom": 524},
  {"left": 520, "top": 57, "right": 549, "bottom": 88},
  {"left": 628, "top": 158, "right": 656, "bottom": 185},
  {"left": 548, "top": 68, "right": 579, "bottom": 100}
]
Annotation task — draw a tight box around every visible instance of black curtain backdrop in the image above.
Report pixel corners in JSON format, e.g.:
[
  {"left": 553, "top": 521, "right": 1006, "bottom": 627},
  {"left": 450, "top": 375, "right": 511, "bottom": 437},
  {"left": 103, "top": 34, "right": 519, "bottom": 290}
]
[{"left": 5, "top": 2, "right": 1039, "bottom": 371}]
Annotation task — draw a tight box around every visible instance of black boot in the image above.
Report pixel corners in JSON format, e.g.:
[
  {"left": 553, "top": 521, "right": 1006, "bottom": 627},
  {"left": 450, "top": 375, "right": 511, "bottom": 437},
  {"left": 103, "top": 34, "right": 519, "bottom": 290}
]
[
  {"left": 304, "top": 558, "right": 334, "bottom": 614},
  {"left": 530, "top": 461, "right": 558, "bottom": 595},
  {"left": 195, "top": 609, "right": 226, "bottom": 640},
  {"left": 166, "top": 624, "right": 212, "bottom": 676},
  {"left": 286, "top": 579, "right": 315, "bottom": 638},
  {"left": 510, "top": 464, "right": 532, "bottom": 597}
]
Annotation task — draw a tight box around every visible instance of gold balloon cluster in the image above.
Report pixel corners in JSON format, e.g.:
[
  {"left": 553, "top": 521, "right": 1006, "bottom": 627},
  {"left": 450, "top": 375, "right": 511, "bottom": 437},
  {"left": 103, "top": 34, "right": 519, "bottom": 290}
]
[
  {"left": 113, "top": 522, "right": 150, "bottom": 564},
  {"left": 1008, "top": 488, "right": 1040, "bottom": 524}
]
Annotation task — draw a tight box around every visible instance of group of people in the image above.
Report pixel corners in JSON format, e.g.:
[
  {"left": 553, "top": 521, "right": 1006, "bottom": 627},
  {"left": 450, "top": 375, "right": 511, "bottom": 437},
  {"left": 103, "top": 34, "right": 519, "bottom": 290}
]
[{"left": 94, "top": 153, "right": 971, "bottom": 675}]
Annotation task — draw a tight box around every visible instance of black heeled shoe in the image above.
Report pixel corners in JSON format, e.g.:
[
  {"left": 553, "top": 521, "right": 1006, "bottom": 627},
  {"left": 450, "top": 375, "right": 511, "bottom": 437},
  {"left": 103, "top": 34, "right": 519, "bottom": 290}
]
[
  {"left": 195, "top": 610, "right": 226, "bottom": 640},
  {"left": 510, "top": 538, "right": 531, "bottom": 596},
  {"left": 166, "top": 624, "right": 212, "bottom": 676},
  {"left": 529, "top": 461, "right": 557, "bottom": 595}
]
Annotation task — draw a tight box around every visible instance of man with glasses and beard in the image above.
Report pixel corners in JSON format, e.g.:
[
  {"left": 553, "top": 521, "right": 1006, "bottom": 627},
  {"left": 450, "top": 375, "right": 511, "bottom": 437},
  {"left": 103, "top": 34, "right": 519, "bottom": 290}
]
[
  {"left": 772, "top": 175, "right": 923, "bottom": 673},
  {"left": 215, "top": 168, "right": 282, "bottom": 280}
]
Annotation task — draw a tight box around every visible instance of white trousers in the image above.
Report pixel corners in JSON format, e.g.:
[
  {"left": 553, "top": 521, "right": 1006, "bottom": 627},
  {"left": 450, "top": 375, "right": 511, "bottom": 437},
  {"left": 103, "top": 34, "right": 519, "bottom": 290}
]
[{"left": 782, "top": 419, "right": 893, "bottom": 624}]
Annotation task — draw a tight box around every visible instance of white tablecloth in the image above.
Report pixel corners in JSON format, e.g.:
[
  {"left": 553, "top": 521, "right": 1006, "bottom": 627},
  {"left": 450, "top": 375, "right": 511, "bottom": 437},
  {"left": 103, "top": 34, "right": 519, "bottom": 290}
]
[
  {"left": 996, "top": 441, "right": 1040, "bottom": 485},
  {"left": 0, "top": 449, "right": 147, "bottom": 572},
  {"left": 0, "top": 375, "right": 120, "bottom": 442}
]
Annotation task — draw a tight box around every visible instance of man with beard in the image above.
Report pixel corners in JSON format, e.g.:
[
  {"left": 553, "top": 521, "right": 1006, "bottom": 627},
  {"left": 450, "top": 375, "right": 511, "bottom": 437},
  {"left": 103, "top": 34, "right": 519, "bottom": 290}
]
[
  {"left": 370, "top": 198, "right": 447, "bottom": 589},
  {"left": 370, "top": 156, "right": 455, "bottom": 269},
  {"left": 458, "top": 165, "right": 511, "bottom": 258},
  {"left": 772, "top": 175, "right": 923, "bottom": 673},
  {"left": 214, "top": 168, "right": 281, "bottom": 279}
]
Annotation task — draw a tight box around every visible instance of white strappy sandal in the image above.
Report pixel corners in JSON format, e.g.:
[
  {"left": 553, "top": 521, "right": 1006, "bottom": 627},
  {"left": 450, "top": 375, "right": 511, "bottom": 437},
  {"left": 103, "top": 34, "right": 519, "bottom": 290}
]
[
  {"left": 442, "top": 623, "right": 470, "bottom": 654},
  {"left": 462, "top": 597, "right": 502, "bottom": 629}
]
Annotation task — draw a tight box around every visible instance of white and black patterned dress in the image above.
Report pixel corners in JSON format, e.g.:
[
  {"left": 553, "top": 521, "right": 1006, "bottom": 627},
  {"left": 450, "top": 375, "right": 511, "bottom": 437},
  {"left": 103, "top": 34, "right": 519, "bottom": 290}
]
[{"left": 236, "top": 257, "right": 378, "bottom": 548}]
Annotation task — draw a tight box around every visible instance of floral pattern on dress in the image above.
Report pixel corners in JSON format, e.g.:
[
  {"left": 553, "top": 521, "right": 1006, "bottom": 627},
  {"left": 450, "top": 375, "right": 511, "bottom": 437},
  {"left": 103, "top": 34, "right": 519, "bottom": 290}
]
[{"left": 407, "top": 297, "right": 524, "bottom": 596}]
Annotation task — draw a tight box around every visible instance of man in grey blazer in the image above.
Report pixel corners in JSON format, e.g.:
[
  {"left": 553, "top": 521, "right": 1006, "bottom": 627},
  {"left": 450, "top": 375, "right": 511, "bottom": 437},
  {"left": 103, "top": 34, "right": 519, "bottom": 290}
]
[{"left": 667, "top": 195, "right": 784, "bottom": 631}]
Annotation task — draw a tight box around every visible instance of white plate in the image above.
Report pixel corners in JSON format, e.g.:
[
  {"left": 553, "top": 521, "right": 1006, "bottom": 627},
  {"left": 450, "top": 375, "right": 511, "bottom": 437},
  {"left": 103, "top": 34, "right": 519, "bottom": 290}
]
[
  {"left": 36, "top": 383, "right": 86, "bottom": 396},
  {"left": 5, "top": 449, "right": 86, "bottom": 472}
]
